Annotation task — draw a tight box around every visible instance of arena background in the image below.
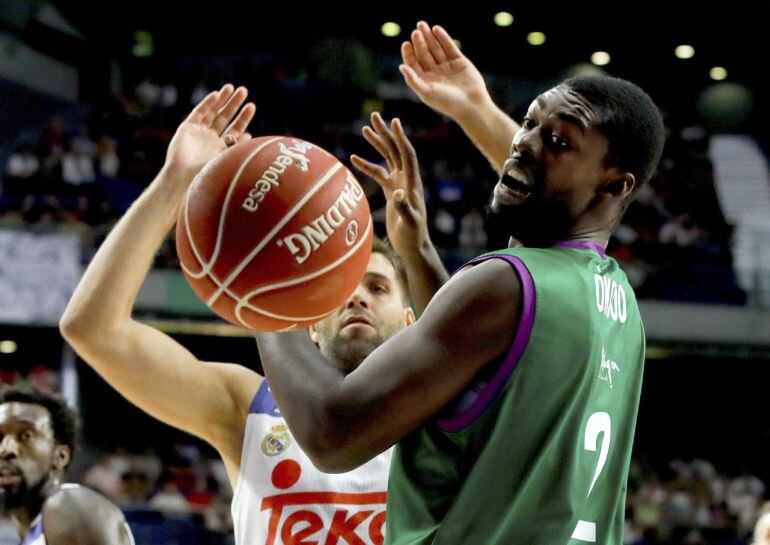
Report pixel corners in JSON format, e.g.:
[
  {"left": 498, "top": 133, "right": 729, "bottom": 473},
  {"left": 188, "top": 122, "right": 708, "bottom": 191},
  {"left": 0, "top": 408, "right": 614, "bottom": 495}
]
[{"left": 1, "top": 2, "right": 769, "bottom": 544}]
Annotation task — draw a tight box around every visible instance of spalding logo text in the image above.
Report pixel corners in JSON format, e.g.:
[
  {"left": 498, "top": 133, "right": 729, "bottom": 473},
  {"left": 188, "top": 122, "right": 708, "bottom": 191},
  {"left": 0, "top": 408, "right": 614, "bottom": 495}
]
[{"left": 276, "top": 173, "right": 365, "bottom": 265}]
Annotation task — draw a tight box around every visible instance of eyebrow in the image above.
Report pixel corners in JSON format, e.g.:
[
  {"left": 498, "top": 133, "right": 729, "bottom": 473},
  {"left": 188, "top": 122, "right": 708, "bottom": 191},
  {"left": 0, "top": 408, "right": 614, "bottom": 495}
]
[
  {"left": 365, "top": 272, "right": 393, "bottom": 285},
  {"left": 0, "top": 419, "right": 39, "bottom": 429},
  {"left": 555, "top": 112, "right": 588, "bottom": 133},
  {"left": 531, "top": 98, "right": 588, "bottom": 133}
]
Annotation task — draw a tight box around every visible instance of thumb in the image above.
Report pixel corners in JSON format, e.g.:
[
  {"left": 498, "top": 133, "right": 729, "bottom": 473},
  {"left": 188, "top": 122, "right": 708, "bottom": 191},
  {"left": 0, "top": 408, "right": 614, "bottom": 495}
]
[
  {"left": 399, "top": 65, "right": 431, "bottom": 97},
  {"left": 393, "top": 189, "right": 419, "bottom": 228}
]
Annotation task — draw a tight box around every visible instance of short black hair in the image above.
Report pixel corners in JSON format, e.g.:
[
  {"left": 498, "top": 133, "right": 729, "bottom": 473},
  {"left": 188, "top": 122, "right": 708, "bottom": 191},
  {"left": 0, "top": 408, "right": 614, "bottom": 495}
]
[
  {"left": 561, "top": 75, "right": 665, "bottom": 187},
  {"left": 372, "top": 237, "right": 410, "bottom": 305},
  {"left": 0, "top": 383, "right": 78, "bottom": 455}
]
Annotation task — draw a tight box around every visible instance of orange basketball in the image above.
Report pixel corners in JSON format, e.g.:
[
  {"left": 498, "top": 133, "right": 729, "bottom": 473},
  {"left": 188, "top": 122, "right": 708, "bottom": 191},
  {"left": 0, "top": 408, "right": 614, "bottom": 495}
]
[{"left": 175, "top": 136, "right": 373, "bottom": 331}]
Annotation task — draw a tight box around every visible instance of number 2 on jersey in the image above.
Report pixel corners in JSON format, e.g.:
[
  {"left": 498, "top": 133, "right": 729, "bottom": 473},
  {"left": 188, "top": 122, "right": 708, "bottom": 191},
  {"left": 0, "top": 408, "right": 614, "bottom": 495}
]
[{"left": 571, "top": 412, "right": 611, "bottom": 543}]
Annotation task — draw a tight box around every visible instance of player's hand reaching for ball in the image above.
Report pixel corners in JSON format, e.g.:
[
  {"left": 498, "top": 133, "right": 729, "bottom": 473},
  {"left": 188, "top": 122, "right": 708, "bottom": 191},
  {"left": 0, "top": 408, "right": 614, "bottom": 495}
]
[
  {"left": 163, "top": 84, "right": 256, "bottom": 185},
  {"left": 351, "top": 113, "right": 430, "bottom": 260},
  {"left": 400, "top": 21, "right": 491, "bottom": 123}
]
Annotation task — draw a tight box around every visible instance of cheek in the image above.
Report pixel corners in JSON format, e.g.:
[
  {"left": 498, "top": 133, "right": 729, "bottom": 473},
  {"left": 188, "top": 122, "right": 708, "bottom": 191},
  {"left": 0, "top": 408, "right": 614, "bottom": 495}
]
[
  {"left": 312, "top": 319, "right": 336, "bottom": 342},
  {"left": 379, "top": 301, "right": 408, "bottom": 328},
  {"left": 543, "top": 156, "right": 601, "bottom": 201}
]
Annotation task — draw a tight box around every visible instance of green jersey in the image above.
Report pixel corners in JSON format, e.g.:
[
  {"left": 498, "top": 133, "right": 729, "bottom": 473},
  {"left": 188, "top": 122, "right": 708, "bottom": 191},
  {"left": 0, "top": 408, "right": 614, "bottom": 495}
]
[{"left": 386, "top": 241, "right": 645, "bottom": 545}]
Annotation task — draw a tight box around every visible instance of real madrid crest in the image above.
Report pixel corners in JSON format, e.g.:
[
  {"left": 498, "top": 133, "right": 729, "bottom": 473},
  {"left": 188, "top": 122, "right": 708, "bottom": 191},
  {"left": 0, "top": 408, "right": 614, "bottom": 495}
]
[{"left": 261, "top": 425, "right": 292, "bottom": 456}]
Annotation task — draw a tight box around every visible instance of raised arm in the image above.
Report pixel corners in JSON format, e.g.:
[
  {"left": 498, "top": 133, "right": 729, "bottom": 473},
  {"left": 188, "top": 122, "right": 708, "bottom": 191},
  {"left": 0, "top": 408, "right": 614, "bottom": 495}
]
[
  {"left": 400, "top": 21, "right": 520, "bottom": 173},
  {"left": 59, "top": 85, "right": 260, "bottom": 482},
  {"left": 256, "top": 257, "right": 521, "bottom": 473},
  {"left": 351, "top": 113, "right": 448, "bottom": 314}
]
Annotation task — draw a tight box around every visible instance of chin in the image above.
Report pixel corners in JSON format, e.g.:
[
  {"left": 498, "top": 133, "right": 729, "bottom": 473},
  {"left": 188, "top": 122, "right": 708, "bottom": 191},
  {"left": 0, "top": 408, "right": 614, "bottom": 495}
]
[{"left": 486, "top": 192, "right": 576, "bottom": 249}]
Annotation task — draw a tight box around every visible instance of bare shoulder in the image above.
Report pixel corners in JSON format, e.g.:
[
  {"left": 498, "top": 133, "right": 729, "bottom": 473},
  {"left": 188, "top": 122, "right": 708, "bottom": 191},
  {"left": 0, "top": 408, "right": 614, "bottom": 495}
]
[
  {"left": 451, "top": 257, "right": 522, "bottom": 295},
  {"left": 43, "top": 486, "right": 130, "bottom": 545},
  {"left": 427, "top": 257, "right": 522, "bottom": 319},
  {"left": 417, "top": 257, "right": 522, "bottom": 348},
  {"left": 44, "top": 485, "right": 121, "bottom": 515}
]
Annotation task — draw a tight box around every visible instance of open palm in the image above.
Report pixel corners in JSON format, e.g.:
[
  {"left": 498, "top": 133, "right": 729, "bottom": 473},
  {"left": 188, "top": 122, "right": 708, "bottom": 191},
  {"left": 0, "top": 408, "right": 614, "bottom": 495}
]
[
  {"left": 400, "top": 22, "right": 488, "bottom": 119},
  {"left": 351, "top": 113, "right": 429, "bottom": 258},
  {"left": 164, "top": 84, "right": 256, "bottom": 185}
]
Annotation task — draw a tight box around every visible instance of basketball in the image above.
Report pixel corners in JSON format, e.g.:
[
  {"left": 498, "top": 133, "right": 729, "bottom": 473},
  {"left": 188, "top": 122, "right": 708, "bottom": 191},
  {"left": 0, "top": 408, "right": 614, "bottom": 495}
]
[{"left": 175, "top": 136, "right": 373, "bottom": 332}]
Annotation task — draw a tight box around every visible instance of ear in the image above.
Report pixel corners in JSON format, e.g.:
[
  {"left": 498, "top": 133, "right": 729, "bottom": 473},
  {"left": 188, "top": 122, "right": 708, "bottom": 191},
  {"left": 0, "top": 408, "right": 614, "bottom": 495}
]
[
  {"left": 601, "top": 172, "right": 637, "bottom": 200},
  {"left": 403, "top": 307, "right": 416, "bottom": 326},
  {"left": 308, "top": 323, "right": 320, "bottom": 344},
  {"left": 52, "top": 444, "right": 71, "bottom": 472}
]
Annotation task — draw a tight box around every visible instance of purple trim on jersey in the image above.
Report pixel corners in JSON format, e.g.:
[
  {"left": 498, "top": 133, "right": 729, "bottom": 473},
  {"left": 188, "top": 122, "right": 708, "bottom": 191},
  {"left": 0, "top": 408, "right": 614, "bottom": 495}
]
[
  {"left": 437, "top": 254, "right": 536, "bottom": 432},
  {"left": 554, "top": 240, "right": 607, "bottom": 259},
  {"left": 22, "top": 516, "right": 44, "bottom": 545},
  {"left": 249, "top": 380, "right": 281, "bottom": 417}
]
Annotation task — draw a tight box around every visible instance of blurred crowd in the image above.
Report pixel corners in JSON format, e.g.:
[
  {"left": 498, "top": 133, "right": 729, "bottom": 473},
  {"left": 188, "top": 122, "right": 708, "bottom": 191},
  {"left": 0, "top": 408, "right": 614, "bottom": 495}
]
[
  {"left": 79, "top": 445, "right": 233, "bottom": 537},
  {"left": 626, "top": 458, "right": 767, "bottom": 544},
  {"left": 0, "top": 52, "right": 748, "bottom": 303},
  {"left": 4, "top": 442, "right": 766, "bottom": 545}
]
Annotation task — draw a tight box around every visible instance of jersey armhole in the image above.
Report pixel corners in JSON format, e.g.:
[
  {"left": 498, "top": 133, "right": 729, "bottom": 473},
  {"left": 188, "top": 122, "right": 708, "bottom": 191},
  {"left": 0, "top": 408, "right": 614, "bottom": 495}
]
[
  {"left": 232, "top": 381, "right": 272, "bottom": 518},
  {"left": 437, "top": 253, "right": 536, "bottom": 432}
]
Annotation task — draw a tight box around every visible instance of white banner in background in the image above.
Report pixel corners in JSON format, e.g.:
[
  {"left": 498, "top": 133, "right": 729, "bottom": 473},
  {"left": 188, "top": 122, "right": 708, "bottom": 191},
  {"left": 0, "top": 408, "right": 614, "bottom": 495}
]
[{"left": 0, "top": 230, "right": 82, "bottom": 324}]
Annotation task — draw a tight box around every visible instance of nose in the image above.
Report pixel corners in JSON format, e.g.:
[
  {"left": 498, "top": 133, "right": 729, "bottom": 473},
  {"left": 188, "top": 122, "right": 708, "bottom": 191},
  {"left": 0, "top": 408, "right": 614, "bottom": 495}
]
[
  {"left": 511, "top": 128, "right": 542, "bottom": 166},
  {"left": 345, "top": 285, "right": 370, "bottom": 310},
  {"left": 0, "top": 436, "right": 18, "bottom": 460}
]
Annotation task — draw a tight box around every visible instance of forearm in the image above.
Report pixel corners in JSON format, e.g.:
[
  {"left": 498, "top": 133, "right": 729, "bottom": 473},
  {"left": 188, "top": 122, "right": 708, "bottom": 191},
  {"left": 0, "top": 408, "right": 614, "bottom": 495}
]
[
  {"left": 455, "top": 96, "right": 520, "bottom": 174},
  {"left": 401, "top": 238, "right": 449, "bottom": 316},
  {"left": 61, "top": 166, "right": 187, "bottom": 333},
  {"left": 255, "top": 331, "right": 349, "bottom": 466}
]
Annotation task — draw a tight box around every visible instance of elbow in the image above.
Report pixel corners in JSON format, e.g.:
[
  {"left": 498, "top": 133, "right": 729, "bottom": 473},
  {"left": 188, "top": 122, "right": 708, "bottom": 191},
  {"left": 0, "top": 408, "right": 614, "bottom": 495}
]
[
  {"left": 59, "top": 306, "right": 116, "bottom": 347},
  {"left": 299, "top": 404, "right": 368, "bottom": 474},
  {"left": 304, "top": 441, "right": 363, "bottom": 474},
  {"left": 59, "top": 308, "right": 86, "bottom": 344}
]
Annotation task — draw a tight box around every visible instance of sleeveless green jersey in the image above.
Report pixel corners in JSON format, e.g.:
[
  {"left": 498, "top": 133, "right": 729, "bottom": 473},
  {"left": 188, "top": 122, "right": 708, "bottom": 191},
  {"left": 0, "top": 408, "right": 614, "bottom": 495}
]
[{"left": 386, "top": 241, "right": 645, "bottom": 545}]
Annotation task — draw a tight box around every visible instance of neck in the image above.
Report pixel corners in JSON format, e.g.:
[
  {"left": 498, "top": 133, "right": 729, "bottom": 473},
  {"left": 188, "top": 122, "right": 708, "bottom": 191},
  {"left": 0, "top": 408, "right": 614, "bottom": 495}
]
[
  {"left": 9, "top": 474, "right": 62, "bottom": 539},
  {"left": 558, "top": 228, "right": 610, "bottom": 248}
]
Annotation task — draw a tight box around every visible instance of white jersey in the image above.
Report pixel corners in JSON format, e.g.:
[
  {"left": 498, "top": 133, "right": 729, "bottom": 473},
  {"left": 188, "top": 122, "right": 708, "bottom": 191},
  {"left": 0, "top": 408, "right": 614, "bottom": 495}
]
[{"left": 231, "top": 380, "right": 392, "bottom": 545}]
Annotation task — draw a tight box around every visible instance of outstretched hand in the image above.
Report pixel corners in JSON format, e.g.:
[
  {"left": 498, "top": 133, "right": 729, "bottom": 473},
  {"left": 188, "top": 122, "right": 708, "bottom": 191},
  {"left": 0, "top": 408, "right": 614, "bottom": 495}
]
[
  {"left": 400, "top": 21, "right": 490, "bottom": 121},
  {"left": 164, "top": 84, "right": 256, "bottom": 185},
  {"left": 351, "top": 113, "right": 430, "bottom": 259}
]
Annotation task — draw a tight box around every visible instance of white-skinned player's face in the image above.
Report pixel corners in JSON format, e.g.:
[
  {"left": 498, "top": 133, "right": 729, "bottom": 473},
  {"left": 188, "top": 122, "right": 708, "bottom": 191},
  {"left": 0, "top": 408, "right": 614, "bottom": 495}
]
[{"left": 310, "top": 252, "right": 415, "bottom": 373}]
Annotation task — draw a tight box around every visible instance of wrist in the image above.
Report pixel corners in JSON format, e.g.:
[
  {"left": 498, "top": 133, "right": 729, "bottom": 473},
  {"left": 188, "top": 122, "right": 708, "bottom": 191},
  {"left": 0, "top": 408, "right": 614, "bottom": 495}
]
[
  {"left": 454, "top": 90, "right": 495, "bottom": 126},
  {"left": 400, "top": 234, "right": 436, "bottom": 264},
  {"left": 150, "top": 165, "right": 196, "bottom": 211}
]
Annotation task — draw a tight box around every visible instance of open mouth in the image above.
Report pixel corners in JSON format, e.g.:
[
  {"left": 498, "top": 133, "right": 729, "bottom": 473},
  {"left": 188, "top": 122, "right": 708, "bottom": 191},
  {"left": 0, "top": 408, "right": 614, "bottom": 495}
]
[{"left": 500, "top": 172, "right": 534, "bottom": 198}]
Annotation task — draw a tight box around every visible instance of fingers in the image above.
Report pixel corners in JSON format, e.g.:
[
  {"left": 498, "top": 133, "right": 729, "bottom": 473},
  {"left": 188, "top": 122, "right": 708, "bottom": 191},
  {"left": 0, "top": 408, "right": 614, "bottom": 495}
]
[
  {"left": 223, "top": 102, "right": 256, "bottom": 140},
  {"left": 186, "top": 90, "right": 221, "bottom": 124},
  {"left": 392, "top": 189, "right": 419, "bottom": 228},
  {"left": 371, "top": 112, "right": 402, "bottom": 171},
  {"left": 399, "top": 64, "right": 431, "bottom": 96},
  {"left": 391, "top": 119, "right": 420, "bottom": 194},
  {"left": 432, "top": 25, "right": 463, "bottom": 60},
  {"left": 350, "top": 155, "right": 392, "bottom": 190},
  {"left": 225, "top": 131, "right": 253, "bottom": 148},
  {"left": 410, "top": 29, "right": 437, "bottom": 73},
  {"left": 201, "top": 84, "right": 235, "bottom": 126},
  {"left": 401, "top": 42, "right": 427, "bottom": 78},
  {"left": 213, "top": 86, "right": 248, "bottom": 134},
  {"left": 362, "top": 126, "right": 395, "bottom": 171},
  {"left": 417, "top": 21, "right": 447, "bottom": 65}
]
